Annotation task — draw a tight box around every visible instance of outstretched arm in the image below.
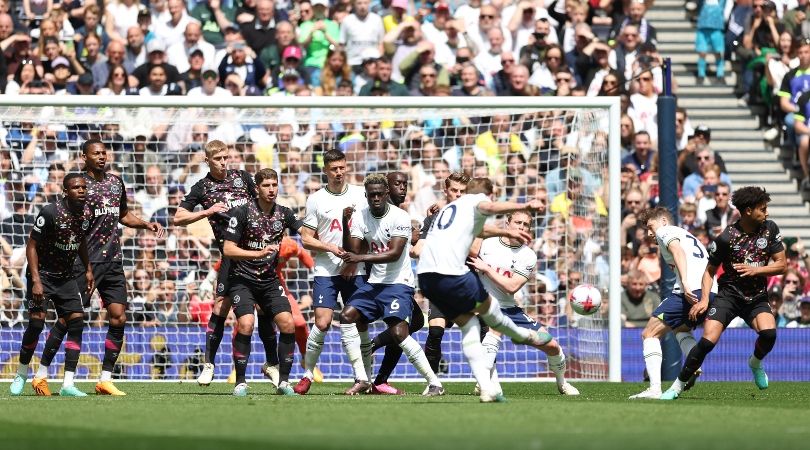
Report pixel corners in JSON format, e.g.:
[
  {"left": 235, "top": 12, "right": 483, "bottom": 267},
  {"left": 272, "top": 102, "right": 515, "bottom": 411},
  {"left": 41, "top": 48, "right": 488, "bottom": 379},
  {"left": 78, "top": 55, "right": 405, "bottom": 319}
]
[{"left": 120, "top": 209, "right": 166, "bottom": 238}]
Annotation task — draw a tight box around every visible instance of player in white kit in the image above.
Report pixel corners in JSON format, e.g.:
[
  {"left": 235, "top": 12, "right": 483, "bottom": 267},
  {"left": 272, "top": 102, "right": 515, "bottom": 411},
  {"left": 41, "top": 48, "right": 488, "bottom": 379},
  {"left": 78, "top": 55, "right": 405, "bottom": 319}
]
[
  {"left": 294, "top": 150, "right": 370, "bottom": 395},
  {"left": 338, "top": 174, "right": 444, "bottom": 396},
  {"left": 629, "top": 207, "right": 717, "bottom": 399},
  {"left": 414, "top": 178, "right": 549, "bottom": 403},
  {"left": 467, "top": 211, "right": 580, "bottom": 396}
]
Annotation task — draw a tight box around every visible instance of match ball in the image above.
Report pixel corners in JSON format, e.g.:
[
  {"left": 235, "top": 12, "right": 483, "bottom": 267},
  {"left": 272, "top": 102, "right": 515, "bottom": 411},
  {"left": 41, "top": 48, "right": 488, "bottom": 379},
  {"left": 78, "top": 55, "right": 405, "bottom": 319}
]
[{"left": 569, "top": 284, "right": 602, "bottom": 315}]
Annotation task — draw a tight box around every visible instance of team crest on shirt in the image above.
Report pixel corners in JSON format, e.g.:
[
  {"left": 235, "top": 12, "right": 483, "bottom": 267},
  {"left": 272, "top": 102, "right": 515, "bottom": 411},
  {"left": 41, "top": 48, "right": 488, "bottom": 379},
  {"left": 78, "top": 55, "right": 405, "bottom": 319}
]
[
  {"left": 229, "top": 217, "right": 238, "bottom": 228},
  {"left": 82, "top": 220, "right": 90, "bottom": 230},
  {"left": 708, "top": 241, "right": 717, "bottom": 254},
  {"left": 110, "top": 183, "right": 120, "bottom": 194},
  {"left": 233, "top": 178, "right": 244, "bottom": 188},
  {"left": 272, "top": 221, "right": 283, "bottom": 232},
  {"left": 233, "top": 295, "right": 241, "bottom": 304},
  {"left": 217, "top": 283, "right": 224, "bottom": 293},
  {"left": 756, "top": 238, "right": 767, "bottom": 249},
  {"left": 36, "top": 216, "right": 45, "bottom": 228}
]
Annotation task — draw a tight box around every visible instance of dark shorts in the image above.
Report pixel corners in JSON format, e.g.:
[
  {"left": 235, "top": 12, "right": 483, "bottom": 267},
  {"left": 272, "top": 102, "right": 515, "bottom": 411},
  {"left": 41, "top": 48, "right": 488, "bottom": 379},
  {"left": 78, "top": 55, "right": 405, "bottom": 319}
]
[
  {"left": 707, "top": 290, "right": 772, "bottom": 329},
  {"left": 653, "top": 289, "right": 716, "bottom": 330},
  {"left": 502, "top": 306, "right": 543, "bottom": 331},
  {"left": 312, "top": 275, "right": 367, "bottom": 311},
  {"left": 76, "top": 260, "right": 128, "bottom": 308},
  {"left": 348, "top": 283, "right": 414, "bottom": 323},
  {"left": 427, "top": 301, "right": 452, "bottom": 324},
  {"left": 26, "top": 275, "right": 84, "bottom": 317},
  {"left": 417, "top": 271, "right": 488, "bottom": 321},
  {"left": 230, "top": 277, "right": 292, "bottom": 319},
  {"left": 215, "top": 258, "right": 233, "bottom": 298}
]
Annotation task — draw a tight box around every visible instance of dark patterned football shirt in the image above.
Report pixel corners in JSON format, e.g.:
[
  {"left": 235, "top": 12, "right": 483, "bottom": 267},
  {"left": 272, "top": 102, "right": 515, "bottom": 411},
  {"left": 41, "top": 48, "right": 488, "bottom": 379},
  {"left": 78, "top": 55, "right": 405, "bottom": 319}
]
[
  {"left": 30, "top": 200, "right": 91, "bottom": 279},
  {"left": 179, "top": 169, "right": 256, "bottom": 251},
  {"left": 708, "top": 219, "right": 784, "bottom": 300},
  {"left": 224, "top": 200, "right": 302, "bottom": 282},
  {"left": 82, "top": 172, "right": 128, "bottom": 262}
]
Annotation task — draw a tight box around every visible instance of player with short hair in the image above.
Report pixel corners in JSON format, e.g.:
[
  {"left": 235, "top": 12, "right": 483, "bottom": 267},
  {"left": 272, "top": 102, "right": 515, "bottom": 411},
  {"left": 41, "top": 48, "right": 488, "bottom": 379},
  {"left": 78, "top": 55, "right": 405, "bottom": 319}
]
[
  {"left": 76, "top": 139, "right": 165, "bottom": 396},
  {"left": 173, "top": 140, "right": 281, "bottom": 387},
  {"left": 628, "top": 207, "right": 716, "bottom": 399},
  {"left": 223, "top": 168, "right": 307, "bottom": 396},
  {"left": 361, "top": 171, "right": 425, "bottom": 394},
  {"left": 10, "top": 174, "right": 93, "bottom": 397},
  {"left": 422, "top": 172, "right": 471, "bottom": 374},
  {"left": 337, "top": 174, "right": 444, "bottom": 395},
  {"left": 414, "top": 177, "right": 548, "bottom": 403},
  {"left": 468, "top": 211, "right": 580, "bottom": 397},
  {"left": 294, "top": 149, "right": 369, "bottom": 395},
  {"left": 661, "top": 187, "right": 786, "bottom": 400}
]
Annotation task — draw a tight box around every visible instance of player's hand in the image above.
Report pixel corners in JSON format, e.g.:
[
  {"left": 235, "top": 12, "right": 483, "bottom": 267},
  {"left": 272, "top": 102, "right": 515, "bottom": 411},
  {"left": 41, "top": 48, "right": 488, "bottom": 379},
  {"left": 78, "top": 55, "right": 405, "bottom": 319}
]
[
  {"left": 466, "top": 256, "right": 490, "bottom": 273},
  {"left": 340, "top": 251, "right": 364, "bottom": 264},
  {"left": 427, "top": 203, "right": 440, "bottom": 216},
  {"left": 85, "top": 270, "right": 95, "bottom": 296},
  {"left": 342, "top": 206, "right": 355, "bottom": 221},
  {"left": 331, "top": 245, "right": 346, "bottom": 257},
  {"left": 147, "top": 222, "right": 166, "bottom": 238},
  {"left": 689, "top": 298, "right": 709, "bottom": 322},
  {"left": 507, "top": 228, "right": 533, "bottom": 245},
  {"left": 524, "top": 199, "right": 546, "bottom": 212},
  {"left": 206, "top": 202, "right": 229, "bottom": 217},
  {"left": 732, "top": 263, "right": 758, "bottom": 277},
  {"left": 682, "top": 285, "right": 698, "bottom": 304},
  {"left": 31, "top": 280, "right": 45, "bottom": 305},
  {"left": 258, "top": 245, "right": 279, "bottom": 258}
]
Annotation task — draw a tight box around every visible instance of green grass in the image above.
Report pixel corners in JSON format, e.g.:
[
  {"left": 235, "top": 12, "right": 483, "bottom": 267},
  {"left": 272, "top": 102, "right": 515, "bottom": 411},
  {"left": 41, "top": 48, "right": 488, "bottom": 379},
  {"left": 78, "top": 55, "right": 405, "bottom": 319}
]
[{"left": 1, "top": 381, "right": 808, "bottom": 450}]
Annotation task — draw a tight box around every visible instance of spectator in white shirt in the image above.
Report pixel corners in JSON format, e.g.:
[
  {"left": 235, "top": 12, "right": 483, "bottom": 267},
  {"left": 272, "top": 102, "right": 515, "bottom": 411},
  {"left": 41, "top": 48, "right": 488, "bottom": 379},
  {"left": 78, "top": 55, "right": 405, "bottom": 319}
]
[
  {"left": 340, "top": 0, "right": 385, "bottom": 72},
  {"left": 474, "top": 27, "right": 506, "bottom": 89},
  {"left": 187, "top": 69, "right": 232, "bottom": 96},
  {"left": 154, "top": 0, "right": 200, "bottom": 48},
  {"left": 167, "top": 21, "right": 216, "bottom": 73}
]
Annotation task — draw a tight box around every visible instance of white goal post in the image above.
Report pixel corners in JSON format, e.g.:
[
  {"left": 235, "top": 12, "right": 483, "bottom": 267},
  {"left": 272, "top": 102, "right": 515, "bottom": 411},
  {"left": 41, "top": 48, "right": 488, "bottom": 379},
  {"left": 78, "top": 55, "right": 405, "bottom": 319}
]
[{"left": 0, "top": 95, "right": 621, "bottom": 382}]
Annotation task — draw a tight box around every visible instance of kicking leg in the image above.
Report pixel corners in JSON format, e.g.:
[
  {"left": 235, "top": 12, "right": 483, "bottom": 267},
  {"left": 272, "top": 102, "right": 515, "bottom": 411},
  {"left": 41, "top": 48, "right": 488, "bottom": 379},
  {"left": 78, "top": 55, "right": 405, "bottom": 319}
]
[
  {"left": 630, "top": 317, "right": 669, "bottom": 399},
  {"left": 661, "top": 320, "right": 723, "bottom": 399},
  {"left": 455, "top": 313, "right": 502, "bottom": 402}
]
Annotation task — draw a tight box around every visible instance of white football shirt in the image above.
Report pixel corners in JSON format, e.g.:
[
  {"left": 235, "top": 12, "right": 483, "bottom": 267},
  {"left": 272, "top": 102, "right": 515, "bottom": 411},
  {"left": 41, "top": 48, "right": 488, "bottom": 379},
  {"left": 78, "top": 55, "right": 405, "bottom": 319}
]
[
  {"left": 477, "top": 237, "right": 537, "bottom": 308},
  {"left": 302, "top": 184, "right": 368, "bottom": 277},
  {"left": 655, "top": 225, "right": 717, "bottom": 294},
  {"left": 417, "top": 193, "right": 490, "bottom": 276},
  {"left": 351, "top": 205, "right": 414, "bottom": 286}
]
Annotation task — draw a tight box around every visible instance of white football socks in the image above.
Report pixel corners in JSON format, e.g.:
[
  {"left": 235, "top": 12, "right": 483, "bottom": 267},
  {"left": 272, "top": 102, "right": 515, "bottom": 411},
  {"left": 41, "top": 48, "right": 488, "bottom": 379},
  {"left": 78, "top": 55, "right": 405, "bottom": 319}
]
[
  {"left": 359, "top": 330, "right": 373, "bottom": 382},
  {"left": 676, "top": 331, "right": 697, "bottom": 358},
  {"left": 460, "top": 318, "right": 496, "bottom": 395},
  {"left": 340, "top": 324, "right": 368, "bottom": 382},
  {"left": 35, "top": 363, "right": 49, "bottom": 380},
  {"left": 63, "top": 370, "right": 75, "bottom": 387},
  {"left": 642, "top": 338, "right": 663, "bottom": 389},
  {"left": 100, "top": 370, "right": 112, "bottom": 382},
  {"left": 399, "top": 335, "right": 441, "bottom": 386},
  {"left": 481, "top": 332, "right": 501, "bottom": 375},
  {"left": 547, "top": 348, "right": 567, "bottom": 385},
  {"left": 303, "top": 326, "right": 326, "bottom": 380}
]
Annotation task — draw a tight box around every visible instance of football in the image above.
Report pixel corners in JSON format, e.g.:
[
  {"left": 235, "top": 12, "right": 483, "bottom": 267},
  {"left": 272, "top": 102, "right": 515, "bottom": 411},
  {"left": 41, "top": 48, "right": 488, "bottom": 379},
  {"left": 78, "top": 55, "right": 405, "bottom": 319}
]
[{"left": 569, "top": 284, "right": 602, "bottom": 315}]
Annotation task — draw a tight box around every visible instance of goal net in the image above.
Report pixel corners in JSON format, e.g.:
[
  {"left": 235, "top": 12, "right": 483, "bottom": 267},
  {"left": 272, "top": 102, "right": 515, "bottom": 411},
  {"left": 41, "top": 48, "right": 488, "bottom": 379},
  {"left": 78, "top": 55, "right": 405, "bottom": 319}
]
[{"left": 0, "top": 96, "right": 621, "bottom": 382}]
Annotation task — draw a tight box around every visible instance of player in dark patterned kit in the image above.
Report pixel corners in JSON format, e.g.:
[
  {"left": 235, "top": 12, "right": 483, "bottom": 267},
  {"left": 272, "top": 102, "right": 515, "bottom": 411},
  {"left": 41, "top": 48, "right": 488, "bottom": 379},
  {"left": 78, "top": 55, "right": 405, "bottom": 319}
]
[
  {"left": 10, "top": 174, "right": 94, "bottom": 397},
  {"left": 223, "top": 168, "right": 308, "bottom": 396},
  {"left": 661, "top": 187, "right": 787, "bottom": 400},
  {"left": 76, "top": 139, "right": 165, "bottom": 396},
  {"left": 174, "top": 140, "right": 282, "bottom": 387}
]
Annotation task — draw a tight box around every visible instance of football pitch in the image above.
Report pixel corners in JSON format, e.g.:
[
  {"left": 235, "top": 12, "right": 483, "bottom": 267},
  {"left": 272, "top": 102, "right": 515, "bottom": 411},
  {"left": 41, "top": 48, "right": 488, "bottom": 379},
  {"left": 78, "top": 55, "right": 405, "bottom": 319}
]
[{"left": 1, "top": 382, "right": 808, "bottom": 450}]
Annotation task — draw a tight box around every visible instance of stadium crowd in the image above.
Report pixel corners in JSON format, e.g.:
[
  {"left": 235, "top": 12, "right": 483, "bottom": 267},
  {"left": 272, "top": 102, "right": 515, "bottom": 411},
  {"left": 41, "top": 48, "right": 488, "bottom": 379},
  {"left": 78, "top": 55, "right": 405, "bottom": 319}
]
[{"left": 0, "top": 0, "right": 809, "bottom": 333}]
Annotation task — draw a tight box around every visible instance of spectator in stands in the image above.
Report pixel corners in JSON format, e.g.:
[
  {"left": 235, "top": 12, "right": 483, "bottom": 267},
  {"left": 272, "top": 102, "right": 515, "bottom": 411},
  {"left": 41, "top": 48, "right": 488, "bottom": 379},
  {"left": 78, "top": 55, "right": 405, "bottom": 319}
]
[
  {"left": 136, "top": 165, "right": 169, "bottom": 219},
  {"left": 528, "top": 43, "right": 566, "bottom": 93},
  {"left": 91, "top": 39, "right": 125, "bottom": 89},
  {"left": 138, "top": 64, "right": 181, "bottom": 96},
  {"left": 675, "top": 107, "right": 694, "bottom": 151},
  {"left": 768, "top": 285, "right": 790, "bottom": 327},
  {"left": 358, "top": 55, "right": 408, "bottom": 95},
  {"left": 154, "top": 0, "right": 198, "bottom": 48},
  {"left": 628, "top": 68, "right": 659, "bottom": 141},
  {"left": 700, "top": 181, "right": 736, "bottom": 240},
  {"left": 678, "top": 201, "right": 702, "bottom": 234},
  {"left": 105, "top": 0, "right": 142, "bottom": 43},
  {"left": 621, "top": 269, "right": 660, "bottom": 327},
  {"left": 97, "top": 64, "right": 133, "bottom": 96},
  {"left": 353, "top": 48, "right": 379, "bottom": 94},
  {"left": 786, "top": 296, "right": 810, "bottom": 327},
  {"left": 123, "top": 26, "right": 146, "bottom": 74},
  {"left": 74, "top": 5, "right": 109, "bottom": 57},
  {"left": 297, "top": 0, "right": 339, "bottom": 86},
  {"left": 189, "top": 0, "right": 234, "bottom": 47},
  {"left": 519, "top": 18, "right": 551, "bottom": 73},
  {"left": 314, "top": 47, "right": 351, "bottom": 96},
  {"left": 167, "top": 22, "right": 215, "bottom": 74},
  {"left": 0, "top": 287, "right": 24, "bottom": 327},
  {"left": 609, "top": 0, "right": 658, "bottom": 46},
  {"left": 781, "top": 268, "right": 806, "bottom": 319},
  {"left": 695, "top": 0, "right": 727, "bottom": 80},
  {"left": 622, "top": 130, "right": 655, "bottom": 176},
  {"left": 340, "top": 0, "right": 384, "bottom": 73},
  {"left": 452, "top": 62, "right": 490, "bottom": 96},
  {"left": 610, "top": 24, "right": 641, "bottom": 89},
  {"left": 187, "top": 68, "right": 229, "bottom": 96},
  {"left": 681, "top": 145, "right": 733, "bottom": 199},
  {"left": 218, "top": 40, "right": 266, "bottom": 89}
]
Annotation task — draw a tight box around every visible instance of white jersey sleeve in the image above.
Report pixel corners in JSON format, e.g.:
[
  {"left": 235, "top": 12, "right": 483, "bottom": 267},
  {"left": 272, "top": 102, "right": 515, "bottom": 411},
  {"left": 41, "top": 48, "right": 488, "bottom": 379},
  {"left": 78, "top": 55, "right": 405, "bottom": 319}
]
[
  {"left": 416, "top": 193, "right": 489, "bottom": 276},
  {"left": 361, "top": 206, "right": 414, "bottom": 286},
  {"left": 302, "top": 184, "right": 368, "bottom": 277},
  {"left": 477, "top": 237, "right": 537, "bottom": 308},
  {"left": 656, "top": 225, "right": 717, "bottom": 294}
]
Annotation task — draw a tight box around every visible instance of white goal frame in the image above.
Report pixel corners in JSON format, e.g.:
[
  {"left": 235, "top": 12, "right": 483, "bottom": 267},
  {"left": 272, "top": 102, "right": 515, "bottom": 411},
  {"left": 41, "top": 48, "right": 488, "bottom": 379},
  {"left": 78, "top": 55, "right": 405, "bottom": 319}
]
[{"left": 0, "top": 95, "right": 622, "bottom": 382}]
